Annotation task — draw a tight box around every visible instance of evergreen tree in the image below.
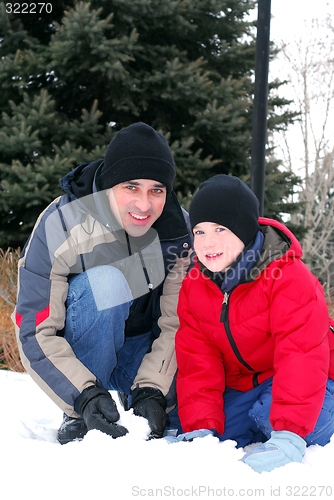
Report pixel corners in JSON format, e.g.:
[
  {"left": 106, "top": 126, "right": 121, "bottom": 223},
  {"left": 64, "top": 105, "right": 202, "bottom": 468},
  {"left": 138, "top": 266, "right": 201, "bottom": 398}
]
[{"left": 0, "top": 0, "right": 297, "bottom": 248}]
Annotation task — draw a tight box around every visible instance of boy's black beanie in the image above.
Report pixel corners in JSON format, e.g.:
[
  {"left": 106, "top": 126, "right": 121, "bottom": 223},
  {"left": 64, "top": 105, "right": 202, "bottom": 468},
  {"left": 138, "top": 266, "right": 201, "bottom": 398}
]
[
  {"left": 99, "top": 122, "right": 175, "bottom": 193},
  {"left": 189, "top": 174, "right": 260, "bottom": 246}
]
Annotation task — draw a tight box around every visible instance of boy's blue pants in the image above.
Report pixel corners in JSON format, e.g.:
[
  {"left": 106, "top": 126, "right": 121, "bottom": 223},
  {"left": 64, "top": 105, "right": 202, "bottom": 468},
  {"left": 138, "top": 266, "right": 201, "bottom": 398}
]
[{"left": 220, "top": 377, "right": 334, "bottom": 447}]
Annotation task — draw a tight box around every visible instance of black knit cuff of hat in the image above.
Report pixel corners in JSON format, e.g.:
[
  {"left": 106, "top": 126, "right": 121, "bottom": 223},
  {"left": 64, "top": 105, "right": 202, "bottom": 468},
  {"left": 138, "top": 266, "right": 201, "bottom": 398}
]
[{"left": 99, "top": 157, "right": 175, "bottom": 193}]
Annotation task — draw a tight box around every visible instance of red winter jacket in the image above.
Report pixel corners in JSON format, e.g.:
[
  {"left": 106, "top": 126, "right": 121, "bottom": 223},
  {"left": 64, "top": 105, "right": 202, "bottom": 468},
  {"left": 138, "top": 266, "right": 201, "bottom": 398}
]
[{"left": 176, "top": 218, "right": 334, "bottom": 438}]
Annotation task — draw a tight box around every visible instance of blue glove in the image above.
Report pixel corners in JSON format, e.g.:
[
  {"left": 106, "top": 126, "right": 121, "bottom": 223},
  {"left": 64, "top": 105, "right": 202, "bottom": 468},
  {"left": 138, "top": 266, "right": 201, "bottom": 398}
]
[
  {"left": 241, "top": 430, "right": 306, "bottom": 473},
  {"left": 164, "top": 429, "right": 214, "bottom": 443}
]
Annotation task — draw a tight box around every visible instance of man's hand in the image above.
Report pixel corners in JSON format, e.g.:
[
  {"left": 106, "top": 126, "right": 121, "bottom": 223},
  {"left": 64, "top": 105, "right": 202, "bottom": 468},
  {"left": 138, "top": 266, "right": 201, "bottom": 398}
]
[
  {"left": 130, "top": 387, "right": 167, "bottom": 439},
  {"left": 76, "top": 386, "right": 128, "bottom": 438}
]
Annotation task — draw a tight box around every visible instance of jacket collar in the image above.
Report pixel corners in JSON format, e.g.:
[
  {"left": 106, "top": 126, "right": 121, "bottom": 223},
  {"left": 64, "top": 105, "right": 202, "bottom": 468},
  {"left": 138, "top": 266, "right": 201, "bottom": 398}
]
[{"left": 248, "top": 221, "right": 294, "bottom": 280}]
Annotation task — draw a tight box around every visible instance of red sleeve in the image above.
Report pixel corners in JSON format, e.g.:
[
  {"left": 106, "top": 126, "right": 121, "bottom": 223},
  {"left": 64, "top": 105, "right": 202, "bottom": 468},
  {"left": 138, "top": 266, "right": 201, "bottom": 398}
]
[
  {"left": 269, "top": 258, "right": 330, "bottom": 437},
  {"left": 176, "top": 282, "right": 226, "bottom": 434}
]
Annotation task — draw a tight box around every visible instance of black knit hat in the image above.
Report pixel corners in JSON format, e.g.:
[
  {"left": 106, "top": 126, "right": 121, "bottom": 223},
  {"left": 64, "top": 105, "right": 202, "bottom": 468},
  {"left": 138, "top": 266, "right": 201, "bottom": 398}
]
[
  {"left": 189, "top": 175, "right": 260, "bottom": 246},
  {"left": 99, "top": 122, "right": 175, "bottom": 193}
]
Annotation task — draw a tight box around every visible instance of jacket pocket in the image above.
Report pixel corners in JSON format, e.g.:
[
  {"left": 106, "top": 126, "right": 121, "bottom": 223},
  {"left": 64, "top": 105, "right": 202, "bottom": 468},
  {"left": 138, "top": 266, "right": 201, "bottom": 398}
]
[{"left": 159, "top": 339, "right": 176, "bottom": 376}]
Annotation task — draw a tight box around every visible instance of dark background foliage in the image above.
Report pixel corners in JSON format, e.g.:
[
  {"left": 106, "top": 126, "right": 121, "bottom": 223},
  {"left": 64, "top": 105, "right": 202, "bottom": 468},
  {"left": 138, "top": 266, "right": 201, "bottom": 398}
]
[{"left": 0, "top": 0, "right": 299, "bottom": 247}]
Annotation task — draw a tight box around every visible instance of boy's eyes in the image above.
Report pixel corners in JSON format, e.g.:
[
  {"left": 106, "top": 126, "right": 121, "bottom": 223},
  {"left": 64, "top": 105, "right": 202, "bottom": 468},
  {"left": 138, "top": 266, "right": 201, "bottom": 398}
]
[{"left": 194, "top": 227, "right": 226, "bottom": 235}]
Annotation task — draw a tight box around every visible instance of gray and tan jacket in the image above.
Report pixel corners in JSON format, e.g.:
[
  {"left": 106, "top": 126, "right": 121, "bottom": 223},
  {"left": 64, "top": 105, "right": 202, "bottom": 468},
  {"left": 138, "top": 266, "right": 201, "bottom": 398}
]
[{"left": 14, "top": 160, "right": 192, "bottom": 417}]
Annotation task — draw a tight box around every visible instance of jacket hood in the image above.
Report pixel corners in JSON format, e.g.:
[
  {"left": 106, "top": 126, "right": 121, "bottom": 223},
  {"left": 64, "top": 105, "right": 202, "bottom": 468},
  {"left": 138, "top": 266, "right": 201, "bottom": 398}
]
[
  {"left": 247, "top": 217, "right": 302, "bottom": 280},
  {"left": 259, "top": 217, "right": 302, "bottom": 258},
  {"left": 60, "top": 159, "right": 102, "bottom": 200}
]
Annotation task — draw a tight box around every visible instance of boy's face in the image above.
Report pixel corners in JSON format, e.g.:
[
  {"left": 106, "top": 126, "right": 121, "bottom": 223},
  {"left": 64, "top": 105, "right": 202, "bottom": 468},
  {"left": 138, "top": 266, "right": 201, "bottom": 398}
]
[
  {"left": 107, "top": 179, "right": 167, "bottom": 237},
  {"left": 193, "top": 222, "right": 245, "bottom": 273}
]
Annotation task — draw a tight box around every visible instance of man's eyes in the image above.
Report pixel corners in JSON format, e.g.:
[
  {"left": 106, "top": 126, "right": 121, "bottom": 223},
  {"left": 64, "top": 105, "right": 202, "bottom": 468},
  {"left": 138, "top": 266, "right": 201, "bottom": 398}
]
[{"left": 125, "top": 185, "right": 165, "bottom": 194}]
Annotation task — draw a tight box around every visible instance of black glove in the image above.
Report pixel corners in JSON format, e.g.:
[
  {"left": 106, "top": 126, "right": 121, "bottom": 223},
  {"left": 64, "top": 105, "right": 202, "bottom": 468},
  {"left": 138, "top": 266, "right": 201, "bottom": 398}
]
[
  {"left": 75, "top": 386, "right": 128, "bottom": 438},
  {"left": 130, "top": 387, "right": 167, "bottom": 439}
]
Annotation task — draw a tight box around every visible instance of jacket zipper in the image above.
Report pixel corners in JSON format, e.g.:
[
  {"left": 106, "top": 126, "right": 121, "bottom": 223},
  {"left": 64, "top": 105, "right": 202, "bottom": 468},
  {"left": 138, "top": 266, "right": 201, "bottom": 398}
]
[
  {"left": 219, "top": 290, "right": 255, "bottom": 372},
  {"left": 220, "top": 292, "right": 229, "bottom": 322},
  {"left": 138, "top": 250, "right": 154, "bottom": 314},
  {"left": 125, "top": 233, "right": 153, "bottom": 314}
]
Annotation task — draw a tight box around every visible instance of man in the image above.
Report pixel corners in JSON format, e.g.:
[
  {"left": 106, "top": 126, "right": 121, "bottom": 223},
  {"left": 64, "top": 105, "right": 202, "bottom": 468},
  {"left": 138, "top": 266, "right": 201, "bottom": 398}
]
[{"left": 13, "top": 122, "right": 192, "bottom": 444}]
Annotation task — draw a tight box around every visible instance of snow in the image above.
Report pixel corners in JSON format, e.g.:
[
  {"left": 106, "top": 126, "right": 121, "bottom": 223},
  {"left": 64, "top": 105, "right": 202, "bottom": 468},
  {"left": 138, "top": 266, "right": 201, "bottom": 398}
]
[{"left": 2, "top": 370, "right": 333, "bottom": 500}]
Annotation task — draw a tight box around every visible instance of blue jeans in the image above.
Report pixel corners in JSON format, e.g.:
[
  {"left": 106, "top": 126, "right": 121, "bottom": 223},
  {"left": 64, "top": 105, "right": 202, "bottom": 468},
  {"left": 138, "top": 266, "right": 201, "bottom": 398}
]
[
  {"left": 220, "top": 377, "right": 334, "bottom": 448},
  {"left": 63, "top": 265, "right": 182, "bottom": 432},
  {"left": 63, "top": 265, "right": 151, "bottom": 394}
]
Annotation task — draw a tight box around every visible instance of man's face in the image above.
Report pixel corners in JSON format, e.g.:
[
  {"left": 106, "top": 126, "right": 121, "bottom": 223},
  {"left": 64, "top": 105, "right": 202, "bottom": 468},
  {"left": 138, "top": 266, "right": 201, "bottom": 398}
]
[
  {"left": 106, "top": 179, "right": 167, "bottom": 237},
  {"left": 193, "top": 221, "right": 245, "bottom": 273}
]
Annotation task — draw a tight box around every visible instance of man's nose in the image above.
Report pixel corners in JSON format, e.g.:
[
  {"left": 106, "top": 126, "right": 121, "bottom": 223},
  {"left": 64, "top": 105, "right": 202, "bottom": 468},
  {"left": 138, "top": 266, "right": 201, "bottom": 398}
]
[{"left": 134, "top": 192, "right": 151, "bottom": 213}]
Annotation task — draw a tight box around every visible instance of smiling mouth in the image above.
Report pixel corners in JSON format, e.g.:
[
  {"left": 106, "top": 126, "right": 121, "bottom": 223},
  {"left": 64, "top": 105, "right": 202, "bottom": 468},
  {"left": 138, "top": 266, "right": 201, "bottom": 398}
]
[
  {"left": 206, "top": 252, "right": 223, "bottom": 259},
  {"left": 130, "top": 212, "right": 150, "bottom": 221}
]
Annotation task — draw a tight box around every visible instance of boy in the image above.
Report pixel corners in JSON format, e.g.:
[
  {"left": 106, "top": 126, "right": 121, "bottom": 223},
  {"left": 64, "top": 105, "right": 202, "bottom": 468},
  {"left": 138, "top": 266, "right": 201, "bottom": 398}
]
[{"left": 174, "top": 174, "right": 334, "bottom": 473}]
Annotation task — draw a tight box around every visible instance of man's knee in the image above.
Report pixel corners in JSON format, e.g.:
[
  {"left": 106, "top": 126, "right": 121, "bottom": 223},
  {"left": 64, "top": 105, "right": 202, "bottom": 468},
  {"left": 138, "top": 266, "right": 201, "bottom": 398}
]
[{"left": 86, "top": 265, "right": 133, "bottom": 311}]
